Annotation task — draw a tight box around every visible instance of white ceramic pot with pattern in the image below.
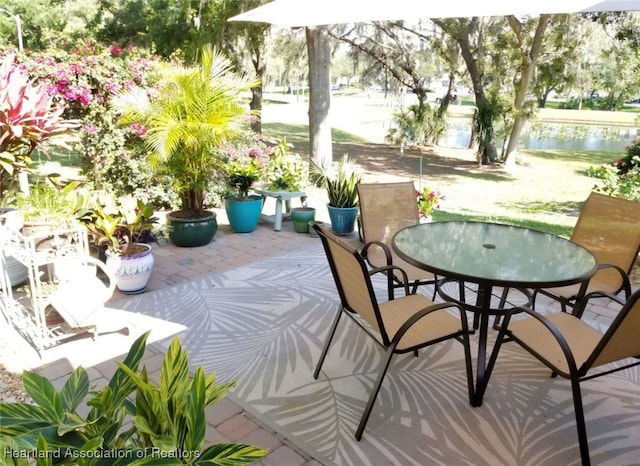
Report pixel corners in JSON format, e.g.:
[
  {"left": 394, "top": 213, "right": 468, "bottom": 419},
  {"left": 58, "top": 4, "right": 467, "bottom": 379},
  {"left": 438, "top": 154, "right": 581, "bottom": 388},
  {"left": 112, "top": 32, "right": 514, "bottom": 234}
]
[{"left": 105, "top": 243, "right": 154, "bottom": 294}]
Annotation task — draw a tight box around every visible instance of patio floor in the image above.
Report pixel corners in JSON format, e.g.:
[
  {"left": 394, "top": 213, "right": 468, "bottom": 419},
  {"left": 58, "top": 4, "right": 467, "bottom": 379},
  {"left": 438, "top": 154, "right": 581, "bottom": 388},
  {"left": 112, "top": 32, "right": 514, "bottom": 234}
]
[
  {"left": 1, "top": 189, "right": 638, "bottom": 465},
  {"left": 0, "top": 193, "right": 332, "bottom": 466}
]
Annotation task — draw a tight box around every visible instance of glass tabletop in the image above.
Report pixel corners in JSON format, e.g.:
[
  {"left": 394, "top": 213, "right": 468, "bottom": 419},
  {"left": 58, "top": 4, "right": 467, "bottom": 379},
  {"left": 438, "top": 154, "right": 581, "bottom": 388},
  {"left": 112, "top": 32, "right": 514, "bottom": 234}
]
[{"left": 393, "top": 221, "right": 597, "bottom": 287}]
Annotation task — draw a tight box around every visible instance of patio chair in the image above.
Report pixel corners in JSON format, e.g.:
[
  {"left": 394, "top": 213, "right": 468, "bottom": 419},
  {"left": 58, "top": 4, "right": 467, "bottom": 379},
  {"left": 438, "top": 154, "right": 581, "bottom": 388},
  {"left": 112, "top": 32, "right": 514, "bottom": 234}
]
[
  {"left": 357, "top": 181, "right": 437, "bottom": 299},
  {"left": 482, "top": 288, "right": 640, "bottom": 466},
  {"left": 312, "top": 222, "right": 473, "bottom": 440},
  {"left": 532, "top": 192, "right": 640, "bottom": 314}
]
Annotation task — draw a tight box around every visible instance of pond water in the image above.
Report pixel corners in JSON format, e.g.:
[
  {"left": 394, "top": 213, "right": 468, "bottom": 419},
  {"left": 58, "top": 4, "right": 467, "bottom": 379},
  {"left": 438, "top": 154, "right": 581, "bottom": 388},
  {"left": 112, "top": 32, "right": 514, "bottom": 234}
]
[{"left": 441, "top": 119, "right": 638, "bottom": 152}]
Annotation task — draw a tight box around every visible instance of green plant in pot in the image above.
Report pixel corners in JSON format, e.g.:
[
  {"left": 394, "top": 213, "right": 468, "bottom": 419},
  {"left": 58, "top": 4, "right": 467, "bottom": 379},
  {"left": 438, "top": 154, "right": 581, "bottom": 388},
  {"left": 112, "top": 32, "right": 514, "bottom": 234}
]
[
  {"left": 78, "top": 191, "right": 157, "bottom": 294},
  {"left": 224, "top": 148, "right": 265, "bottom": 233},
  {"left": 310, "top": 155, "right": 361, "bottom": 235},
  {"left": 264, "top": 138, "right": 310, "bottom": 192},
  {"left": 15, "top": 177, "right": 82, "bottom": 236},
  {"left": 0, "top": 331, "right": 267, "bottom": 465},
  {"left": 112, "top": 45, "right": 259, "bottom": 247}
]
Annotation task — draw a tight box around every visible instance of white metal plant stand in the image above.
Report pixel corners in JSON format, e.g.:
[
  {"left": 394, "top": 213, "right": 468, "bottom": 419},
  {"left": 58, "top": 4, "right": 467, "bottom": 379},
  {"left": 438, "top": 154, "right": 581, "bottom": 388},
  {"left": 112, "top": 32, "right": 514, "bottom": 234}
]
[{"left": 0, "top": 224, "right": 116, "bottom": 357}]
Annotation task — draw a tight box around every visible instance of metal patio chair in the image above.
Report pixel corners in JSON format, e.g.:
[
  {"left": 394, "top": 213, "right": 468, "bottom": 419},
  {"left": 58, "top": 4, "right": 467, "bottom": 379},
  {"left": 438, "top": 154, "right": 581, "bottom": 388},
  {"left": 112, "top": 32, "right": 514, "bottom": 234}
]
[
  {"left": 482, "top": 288, "right": 640, "bottom": 466},
  {"left": 532, "top": 192, "right": 640, "bottom": 315},
  {"left": 357, "top": 181, "right": 438, "bottom": 299},
  {"left": 312, "top": 222, "right": 473, "bottom": 440}
]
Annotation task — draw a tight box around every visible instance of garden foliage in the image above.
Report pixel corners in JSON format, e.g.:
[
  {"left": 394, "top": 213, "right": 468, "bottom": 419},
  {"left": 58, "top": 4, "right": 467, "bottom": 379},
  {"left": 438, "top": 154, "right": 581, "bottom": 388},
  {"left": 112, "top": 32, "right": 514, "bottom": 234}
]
[
  {"left": 0, "top": 41, "right": 178, "bottom": 209},
  {"left": 588, "top": 136, "right": 640, "bottom": 202}
]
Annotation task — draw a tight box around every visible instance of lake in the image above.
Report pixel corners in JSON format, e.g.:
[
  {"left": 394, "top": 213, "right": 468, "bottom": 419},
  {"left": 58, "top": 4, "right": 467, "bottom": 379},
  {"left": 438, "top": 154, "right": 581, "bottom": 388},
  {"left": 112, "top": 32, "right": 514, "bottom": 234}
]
[{"left": 441, "top": 119, "right": 638, "bottom": 152}]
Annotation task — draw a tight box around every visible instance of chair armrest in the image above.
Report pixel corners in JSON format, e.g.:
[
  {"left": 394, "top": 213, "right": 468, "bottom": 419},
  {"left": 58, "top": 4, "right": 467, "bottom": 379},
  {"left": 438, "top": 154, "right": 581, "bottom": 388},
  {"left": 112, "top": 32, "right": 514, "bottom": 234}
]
[
  {"left": 361, "top": 240, "right": 392, "bottom": 266},
  {"left": 501, "top": 306, "right": 579, "bottom": 377},
  {"left": 368, "top": 264, "right": 410, "bottom": 299},
  {"left": 596, "top": 262, "right": 632, "bottom": 299},
  {"left": 390, "top": 302, "right": 469, "bottom": 346},
  {"left": 573, "top": 288, "right": 626, "bottom": 318}
]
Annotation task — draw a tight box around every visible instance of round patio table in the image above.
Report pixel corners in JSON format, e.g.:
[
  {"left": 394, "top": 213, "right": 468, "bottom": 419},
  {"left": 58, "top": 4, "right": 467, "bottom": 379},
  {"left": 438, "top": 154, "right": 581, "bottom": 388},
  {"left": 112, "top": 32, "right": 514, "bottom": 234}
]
[{"left": 392, "top": 221, "right": 597, "bottom": 406}]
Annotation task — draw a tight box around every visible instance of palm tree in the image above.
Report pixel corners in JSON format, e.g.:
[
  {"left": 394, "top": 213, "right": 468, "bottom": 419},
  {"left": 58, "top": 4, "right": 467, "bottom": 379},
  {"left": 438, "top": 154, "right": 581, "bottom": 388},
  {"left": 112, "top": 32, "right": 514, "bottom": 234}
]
[{"left": 113, "top": 45, "right": 259, "bottom": 218}]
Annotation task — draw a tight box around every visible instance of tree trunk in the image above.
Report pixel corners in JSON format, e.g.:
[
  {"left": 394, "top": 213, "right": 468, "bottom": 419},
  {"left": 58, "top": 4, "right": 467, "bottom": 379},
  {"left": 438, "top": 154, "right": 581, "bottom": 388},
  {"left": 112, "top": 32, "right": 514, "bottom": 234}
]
[
  {"left": 250, "top": 86, "right": 262, "bottom": 134},
  {"left": 503, "top": 15, "right": 551, "bottom": 166},
  {"left": 435, "top": 18, "right": 498, "bottom": 164},
  {"left": 249, "top": 44, "right": 265, "bottom": 134},
  {"left": 305, "top": 26, "right": 333, "bottom": 169}
]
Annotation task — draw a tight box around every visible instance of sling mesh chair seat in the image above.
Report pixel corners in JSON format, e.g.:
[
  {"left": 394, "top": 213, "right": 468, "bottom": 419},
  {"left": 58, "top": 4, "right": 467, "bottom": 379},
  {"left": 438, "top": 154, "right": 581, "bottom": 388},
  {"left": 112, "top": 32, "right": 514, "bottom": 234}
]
[
  {"left": 533, "top": 192, "right": 640, "bottom": 314},
  {"left": 482, "top": 288, "right": 640, "bottom": 466},
  {"left": 357, "top": 181, "right": 437, "bottom": 298},
  {"left": 313, "top": 222, "right": 473, "bottom": 440}
]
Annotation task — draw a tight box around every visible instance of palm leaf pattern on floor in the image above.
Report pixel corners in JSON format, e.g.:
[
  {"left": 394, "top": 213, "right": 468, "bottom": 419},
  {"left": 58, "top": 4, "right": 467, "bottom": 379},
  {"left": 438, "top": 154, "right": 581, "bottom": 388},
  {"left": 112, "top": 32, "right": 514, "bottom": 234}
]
[{"left": 118, "top": 245, "right": 640, "bottom": 466}]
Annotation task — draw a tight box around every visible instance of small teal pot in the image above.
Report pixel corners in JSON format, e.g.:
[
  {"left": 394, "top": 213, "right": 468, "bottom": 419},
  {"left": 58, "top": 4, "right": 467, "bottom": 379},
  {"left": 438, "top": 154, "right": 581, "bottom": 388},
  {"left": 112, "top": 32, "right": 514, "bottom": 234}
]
[
  {"left": 291, "top": 207, "right": 316, "bottom": 233},
  {"left": 327, "top": 205, "right": 359, "bottom": 235},
  {"left": 225, "top": 195, "right": 263, "bottom": 233}
]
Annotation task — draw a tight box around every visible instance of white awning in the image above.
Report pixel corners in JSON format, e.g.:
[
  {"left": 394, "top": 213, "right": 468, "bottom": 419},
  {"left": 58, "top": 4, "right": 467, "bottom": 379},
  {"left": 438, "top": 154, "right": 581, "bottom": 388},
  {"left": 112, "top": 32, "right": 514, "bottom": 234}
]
[{"left": 229, "top": 0, "right": 640, "bottom": 28}]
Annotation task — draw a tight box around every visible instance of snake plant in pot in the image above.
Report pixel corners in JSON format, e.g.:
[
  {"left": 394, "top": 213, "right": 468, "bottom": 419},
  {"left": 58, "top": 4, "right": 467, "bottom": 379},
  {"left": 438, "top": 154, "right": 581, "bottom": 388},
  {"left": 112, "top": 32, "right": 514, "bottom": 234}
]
[
  {"left": 112, "top": 45, "right": 259, "bottom": 247},
  {"left": 310, "top": 155, "right": 361, "bottom": 235}
]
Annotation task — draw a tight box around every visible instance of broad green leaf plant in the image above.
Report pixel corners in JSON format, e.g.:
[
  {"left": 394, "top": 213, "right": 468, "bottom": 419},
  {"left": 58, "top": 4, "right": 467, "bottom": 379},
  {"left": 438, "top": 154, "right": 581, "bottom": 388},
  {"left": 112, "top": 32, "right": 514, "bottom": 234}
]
[{"left": 0, "top": 332, "right": 267, "bottom": 465}]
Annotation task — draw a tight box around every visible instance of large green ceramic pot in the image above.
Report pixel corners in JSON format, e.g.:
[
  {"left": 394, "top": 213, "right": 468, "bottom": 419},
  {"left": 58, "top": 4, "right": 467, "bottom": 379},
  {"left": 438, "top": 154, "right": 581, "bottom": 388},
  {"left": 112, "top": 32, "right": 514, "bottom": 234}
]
[
  {"left": 225, "top": 195, "right": 263, "bottom": 233},
  {"left": 166, "top": 210, "right": 217, "bottom": 247}
]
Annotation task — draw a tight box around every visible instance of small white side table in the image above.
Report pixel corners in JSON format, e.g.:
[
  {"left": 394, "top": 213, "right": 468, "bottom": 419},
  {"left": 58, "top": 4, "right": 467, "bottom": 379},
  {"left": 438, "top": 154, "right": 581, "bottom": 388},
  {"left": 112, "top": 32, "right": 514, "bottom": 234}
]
[{"left": 253, "top": 188, "right": 308, "bottom": 231}]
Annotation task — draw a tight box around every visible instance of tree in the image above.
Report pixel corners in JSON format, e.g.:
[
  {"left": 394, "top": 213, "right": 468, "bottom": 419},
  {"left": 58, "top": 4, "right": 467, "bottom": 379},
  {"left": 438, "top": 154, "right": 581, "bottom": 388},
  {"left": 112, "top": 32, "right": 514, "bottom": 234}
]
[
  {"left": 206, "top": 0, "right": 271, "bottom": 134},
  {"left": 532, "top": 16, "right": 584, "bottom": 108},
  {"left": 502, "top": 14, "right": 551, "bottom": 165},
  {"left": 306, "top": 26, "right": 333, "bottom": 169},
  {"left": 329, "top": 21, "right": 436, "bottom": 107},
  {"left": 433, "top": 17, "right": 501, "bottom": 163}
]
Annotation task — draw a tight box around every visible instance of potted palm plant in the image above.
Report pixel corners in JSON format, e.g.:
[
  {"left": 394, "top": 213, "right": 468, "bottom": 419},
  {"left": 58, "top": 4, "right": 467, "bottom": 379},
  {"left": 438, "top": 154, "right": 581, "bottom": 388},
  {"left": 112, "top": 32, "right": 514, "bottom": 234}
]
[
  {"left": 112, "top": 45, "right": 259, "bottom": 247},
  {"left": 310, "top": 155, "right": 362, "bottom": 235}
]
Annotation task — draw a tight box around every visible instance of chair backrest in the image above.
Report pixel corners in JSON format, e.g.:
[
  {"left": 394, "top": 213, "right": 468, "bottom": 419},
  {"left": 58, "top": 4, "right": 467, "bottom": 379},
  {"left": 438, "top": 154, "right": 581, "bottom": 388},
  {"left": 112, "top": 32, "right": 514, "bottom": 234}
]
[
  {"left": 314, "top": 222, "right": 389, "bottom": 342},
  {"left": 590, "top": 288, "right": 640, "bottom": 369},
  {"left": 571, "top": 192, "right": 640, "bottom": 292},
  {"left": 357, "top": 182, "right": 420, "bottom": 245}
]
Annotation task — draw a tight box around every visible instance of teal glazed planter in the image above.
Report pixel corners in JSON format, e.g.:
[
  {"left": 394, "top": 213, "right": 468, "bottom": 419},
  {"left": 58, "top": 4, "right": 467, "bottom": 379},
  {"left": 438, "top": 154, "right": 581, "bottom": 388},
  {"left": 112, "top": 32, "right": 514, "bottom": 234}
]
[
  {"left": 291, "top": 207, "right": 316, "bottom": 233},
  {"left": 225, "top": 195, "right": 263, "bottom": 233},
  {"left": 167, "top": 210, "right": 217, "bottom": 247},
  {"left": 327, "top": 205, "right": 359, "bottom": 235}
]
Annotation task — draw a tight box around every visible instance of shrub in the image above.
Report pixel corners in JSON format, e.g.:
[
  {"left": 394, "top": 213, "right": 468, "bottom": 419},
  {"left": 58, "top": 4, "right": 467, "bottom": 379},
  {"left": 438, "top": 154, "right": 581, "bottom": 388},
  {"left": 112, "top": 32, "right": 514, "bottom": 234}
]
[
  {"left": 1, "top": 41, "right": 177, "bottom": 210},
  {"left": 0, "top": 332, "right": 267, "bottom": 465},
  {"left": 587, "top": 137, "right": 640, "bottom": 202}
]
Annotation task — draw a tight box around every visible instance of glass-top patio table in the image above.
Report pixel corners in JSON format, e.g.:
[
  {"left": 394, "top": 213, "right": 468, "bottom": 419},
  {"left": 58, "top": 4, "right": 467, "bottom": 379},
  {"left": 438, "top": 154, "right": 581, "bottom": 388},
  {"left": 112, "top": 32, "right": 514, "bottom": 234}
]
[{"left": 392, "top": 221, "right": 597, "bottom": 406}]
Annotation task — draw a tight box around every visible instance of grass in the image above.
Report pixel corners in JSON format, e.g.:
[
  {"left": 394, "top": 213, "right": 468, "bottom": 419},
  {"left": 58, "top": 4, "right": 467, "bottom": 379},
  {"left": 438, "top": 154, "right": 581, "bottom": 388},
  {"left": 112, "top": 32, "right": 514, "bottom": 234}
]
[
  {"left": 35, "top": 102, "right": 632, "bottom": 241},
  {"left": 432, "top": 210, "right": 573, "bottom": 238},
  {"left": 263, "top": 120, "right": 623, "bottom": 238}
]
